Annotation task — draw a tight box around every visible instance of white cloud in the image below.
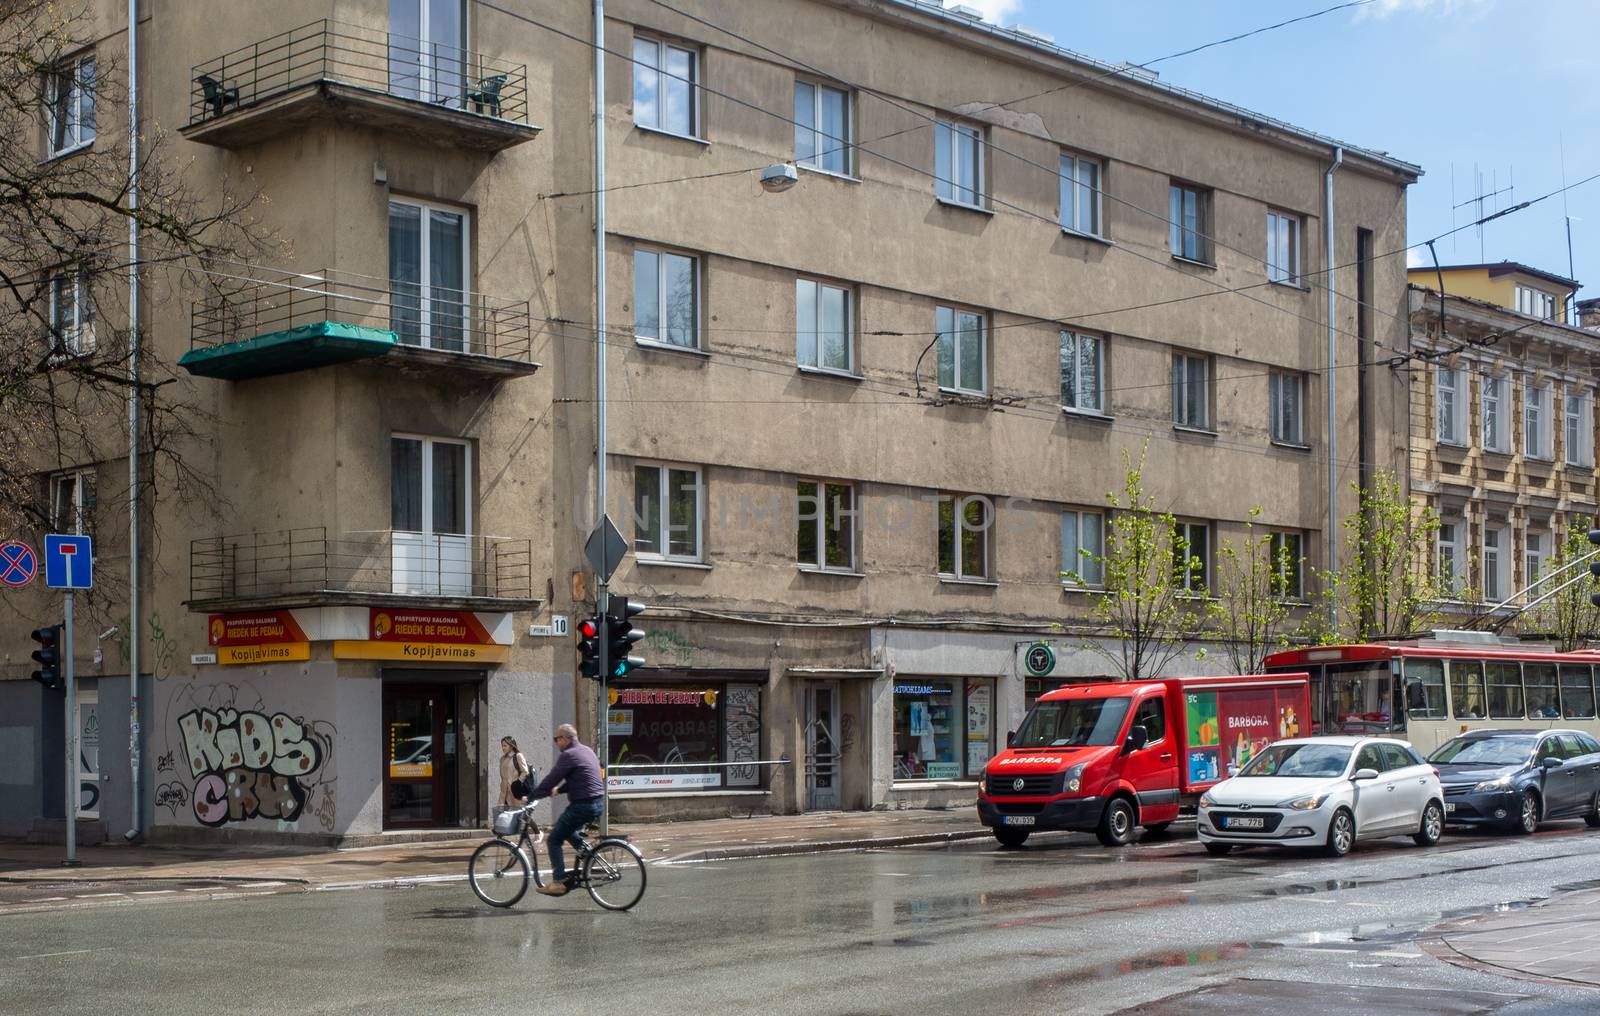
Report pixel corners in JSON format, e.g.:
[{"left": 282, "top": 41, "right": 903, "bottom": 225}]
[
  {"left": 1355, "top": 0, "right": 1493, "bottom": 21},
  {"left": 948, "top": 0, "right": 1024, "bottom": 23},
  {"left": 1406, "top": 247, "right": 1427, "bottom": 269}
]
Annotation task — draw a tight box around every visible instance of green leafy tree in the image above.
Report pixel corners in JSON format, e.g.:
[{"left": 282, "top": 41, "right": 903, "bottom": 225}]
[
  {"left": 1523, "top": 525, "right": 1600, "bottom": 651},
  {"left": 1207, "top": 507, "right": 1299, "bottom": 673},
  {"left": 1314, "top": 469, "right": 1449, "bottom": 642}
]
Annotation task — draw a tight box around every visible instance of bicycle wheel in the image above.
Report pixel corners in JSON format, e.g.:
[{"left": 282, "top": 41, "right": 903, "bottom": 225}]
[
  {"left": 469, "top": 838, "right": 530, "bottom": 908},
  {"left": 582, "top": 839, "right": 647, "bottom": 912}
]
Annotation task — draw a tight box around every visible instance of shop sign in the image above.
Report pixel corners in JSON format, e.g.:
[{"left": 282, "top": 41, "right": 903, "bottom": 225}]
[
  {"left": 1023, "top": 642, "right": 1057, "bottom": 677},
  {"left": 608, "top": 709, "right": 633, "bottom": 736},
  {"left": 924, "top": 762, "right": 961, "bottom": 780},
  {"left": 607, "top": 772, "right": 722, "bottom": 792},
  {"left": 894, "top": 684, "right": 951, "bottom": 696},
  {"left": 610, "top": 688, "right": 717, "bottom": 707},
  {"left": 333, "top": 641, "right": 510, "bottom": 663},
  {"left": 209, "top": 611, "right": 309, "bottom": 646},
  {"left": 370, "top": 608, "right": 496, "bottom": 644},
  {"left": 388, "top": 722, "right": 432, "bottom": 779},
  {"left": 218, "top": 643, "right": 312, "bottom": 666}
]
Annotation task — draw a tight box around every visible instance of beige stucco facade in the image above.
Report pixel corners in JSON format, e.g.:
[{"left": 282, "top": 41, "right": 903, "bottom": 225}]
[{"left": 4, "top": 0, "right": 1418, "bottom": 841}]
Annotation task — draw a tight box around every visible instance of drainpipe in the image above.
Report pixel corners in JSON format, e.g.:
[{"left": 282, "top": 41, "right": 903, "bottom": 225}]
[
  {"left": 125, "top": 0, "right": 143, "bottom": 842},
  {"left": 1324, "top": 147, "right": 1343, "bottom": 637}
]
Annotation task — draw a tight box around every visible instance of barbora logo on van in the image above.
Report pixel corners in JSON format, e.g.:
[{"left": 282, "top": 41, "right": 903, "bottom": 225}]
[
  {"left": 996, "top": 756, "right": 1064, "bottom": 766},
  {"left": 1226, "top": 715, "right": 1269, "bottom": 729}
]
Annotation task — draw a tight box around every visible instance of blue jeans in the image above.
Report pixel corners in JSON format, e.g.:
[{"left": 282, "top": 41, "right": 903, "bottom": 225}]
[{"left": 548, "top": 798, "right": 604, "bottom": 882}]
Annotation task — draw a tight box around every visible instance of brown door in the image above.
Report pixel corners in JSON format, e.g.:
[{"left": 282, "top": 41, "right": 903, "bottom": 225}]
[{"left": 384, "top": 685, "right": 453, "bottom": 828}]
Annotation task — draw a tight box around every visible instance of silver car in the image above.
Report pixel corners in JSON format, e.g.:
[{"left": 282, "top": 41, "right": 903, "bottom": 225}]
[{"left": 1197, "top": 736, "right": 1445, "bottom": 857}]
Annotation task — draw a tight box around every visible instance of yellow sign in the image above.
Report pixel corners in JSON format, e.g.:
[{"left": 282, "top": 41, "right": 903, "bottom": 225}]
[
  {"left": 217, "top": 643, "right": 311, "bottom": 665},
  {"left": 390, "top": 763, "right": 432, "bottom": 778},
  {"left": 333, "top": 641, "right": 510, "bottom": 663}
]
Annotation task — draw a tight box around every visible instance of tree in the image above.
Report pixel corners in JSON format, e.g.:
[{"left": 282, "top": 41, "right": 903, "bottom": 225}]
[
  {"left": 1316, "top": 469, "right": 1449, "bottom": 643},
  {"left": 1206, "top": 507, "right": 1299, "bottom": 674},
  {"left": 1522, "top": 526, "right": 1600, "bottom": 651},
  {"left": 1082, "top": 447, "right": 1203, "bottom": 680}
]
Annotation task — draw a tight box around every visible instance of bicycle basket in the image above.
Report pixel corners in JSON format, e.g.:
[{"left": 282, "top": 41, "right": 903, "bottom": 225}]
[{"left": 492, "top": 810, "right": 524, "bottom": 836}]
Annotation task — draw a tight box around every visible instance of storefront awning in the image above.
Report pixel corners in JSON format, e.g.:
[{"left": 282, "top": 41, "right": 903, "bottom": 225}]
[{"left": 786, "top": 666, "right": 884, "bottom": 679}]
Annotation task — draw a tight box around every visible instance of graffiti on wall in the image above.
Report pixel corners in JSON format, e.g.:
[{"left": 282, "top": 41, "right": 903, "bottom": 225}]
[{"left": 724, "top": 686, "right": 760, "bottom": 787}]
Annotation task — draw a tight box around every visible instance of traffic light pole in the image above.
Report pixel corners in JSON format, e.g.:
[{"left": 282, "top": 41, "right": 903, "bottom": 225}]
[
  {"left": 597, "top": 590, "right": 610, "bottom": 838},
  {"left": 63, "top": 591, "right": 77, "bottom": 866},
  {"left": 593, "top": 0, "right": 610, "bottom": 839}
]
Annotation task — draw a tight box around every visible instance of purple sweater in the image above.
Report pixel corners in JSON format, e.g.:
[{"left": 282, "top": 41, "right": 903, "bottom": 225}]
[{"left": 530, "top": 740, "right": 605, "bottom": 803}]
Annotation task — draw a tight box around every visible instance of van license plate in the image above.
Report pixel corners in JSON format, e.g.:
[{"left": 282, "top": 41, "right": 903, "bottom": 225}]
[
  {"left": 1003, "top": 815, "right": 1036, "bottom": 827},
  {"left": 1224, "top": 816, "right": 1265, "bottom": 830}
]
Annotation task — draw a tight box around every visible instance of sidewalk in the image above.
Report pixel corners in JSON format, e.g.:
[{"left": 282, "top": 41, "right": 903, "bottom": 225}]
[
  {"left": 0, "top": 808, "right": 1020, "bottom": 894},
  {"left": 1428, "top": 888, "right": 1600, "bottom": 988}
]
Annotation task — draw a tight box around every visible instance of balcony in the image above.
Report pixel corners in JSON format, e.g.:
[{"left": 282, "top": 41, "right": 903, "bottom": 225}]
[
  {"left": 180, "top": 20, "right": 538, "bottom": 152},
  {"left": 189, "top": 527, "right": 538, "bottom": 612},
  {"left": 179, "top": 267, "right": 538, "bottom": 381}
]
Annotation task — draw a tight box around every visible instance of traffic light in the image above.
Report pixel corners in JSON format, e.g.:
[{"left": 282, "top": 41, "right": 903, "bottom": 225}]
[
  {"left": 606, "top": 596, "right": 647, "bottom": 678},
  {"left": 30, "top": 625, "right": 62, "bottom": 691},
  {"left": 576, "top": 614, "right": 604, "bottom": 680}
]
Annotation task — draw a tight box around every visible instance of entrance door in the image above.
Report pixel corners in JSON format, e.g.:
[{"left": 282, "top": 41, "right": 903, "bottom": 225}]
[
  {"left": 384, "top": 685, "right": 458, "bottom": 828},
  {"left": 388, "top": 0, "right": 466, "bottom": 104},
  {"left": 805, "top": 682, "right": 840, "bottom": 811},
  {"left": 390, "top": 435, "right": 472, "bottom": 596}
]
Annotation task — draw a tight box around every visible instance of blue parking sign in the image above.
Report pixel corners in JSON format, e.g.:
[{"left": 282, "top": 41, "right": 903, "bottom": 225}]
[{"left": 44, "top": 534, "right": 93, "bottom": 589}]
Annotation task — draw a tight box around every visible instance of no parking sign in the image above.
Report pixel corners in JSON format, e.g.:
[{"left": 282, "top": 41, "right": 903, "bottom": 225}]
[{"left": 0, "top": 541, "right": 37, "bottom": 587}]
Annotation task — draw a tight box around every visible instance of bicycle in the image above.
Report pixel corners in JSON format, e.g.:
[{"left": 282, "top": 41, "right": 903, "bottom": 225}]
[{"left": 468, "top": 795, "right": 647, "bottom": 912}]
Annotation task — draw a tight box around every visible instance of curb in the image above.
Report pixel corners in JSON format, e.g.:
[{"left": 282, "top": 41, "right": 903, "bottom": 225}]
[{"left": 658, "top": 827, "right": 1051, "bottom": 863}]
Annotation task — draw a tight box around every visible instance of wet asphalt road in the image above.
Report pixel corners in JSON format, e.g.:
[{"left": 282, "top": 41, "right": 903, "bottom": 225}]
[{"left": 3, "top": 822, "right": 1600, "bottom": 1015}]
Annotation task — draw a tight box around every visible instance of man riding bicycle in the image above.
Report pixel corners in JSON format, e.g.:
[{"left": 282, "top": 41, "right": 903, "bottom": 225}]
[{"left": 526, "top": 723, "right": 605, "bottom": 896}]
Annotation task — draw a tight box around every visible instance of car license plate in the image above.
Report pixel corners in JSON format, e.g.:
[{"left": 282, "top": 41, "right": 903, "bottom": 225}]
[
  {"left": 1445, "top": 803, "right": 1456, "bottom": 813},
  {"left": 1003, "top": 815, "right": 1036, "bottom": 827},
  {"left": 1224, "top": 816, "right": 1265, "bottom": 830}
]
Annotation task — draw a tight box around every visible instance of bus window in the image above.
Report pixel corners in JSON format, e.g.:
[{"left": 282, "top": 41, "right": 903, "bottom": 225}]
[
  {"left": 1524, "top": 664, "right": 1560, "bottom": 719},
  {"left": 1403, "top": 658, "right": 1446, "bottom": 719},
  {"left": 1326, "top": 662, "right": 1396, "bottom": 734},
  {"left": 1560, "top": 665, "right": 1597, "bottom": 719},
  {"left": 1487, "top": 662, "right": 1525, "bottom": 719},
  {"left": 1451, "top": 660, "right": 1486, "bottom": 719}
]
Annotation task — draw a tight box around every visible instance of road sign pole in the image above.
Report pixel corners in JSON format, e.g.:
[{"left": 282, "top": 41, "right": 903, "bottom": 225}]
[{"left": 63, "top": 590, "right": 77, "bottom": 867}]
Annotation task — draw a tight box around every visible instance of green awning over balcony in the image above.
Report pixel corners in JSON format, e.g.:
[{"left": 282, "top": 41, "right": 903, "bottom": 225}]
[{"left": 178, "top": 321, "right": 396, "bottom": 380}]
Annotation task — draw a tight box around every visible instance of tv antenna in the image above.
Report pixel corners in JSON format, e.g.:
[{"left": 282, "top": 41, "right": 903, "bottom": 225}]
[{"left": 1452, "top": 163, "right": 1514, "bottom": 261}]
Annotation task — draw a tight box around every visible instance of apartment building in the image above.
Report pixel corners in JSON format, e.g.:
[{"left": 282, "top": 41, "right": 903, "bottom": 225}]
[
  {"left": 2, "top": 0, "right": 1418, "bottom": 841},
  {"left": 1407, "top": 263, "right": 1598, "bottom": 614}
]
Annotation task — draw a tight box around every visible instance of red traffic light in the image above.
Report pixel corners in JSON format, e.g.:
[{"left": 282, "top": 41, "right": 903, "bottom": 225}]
[{"left": 577, "top": 618, "right": 600, "bottom": 639}]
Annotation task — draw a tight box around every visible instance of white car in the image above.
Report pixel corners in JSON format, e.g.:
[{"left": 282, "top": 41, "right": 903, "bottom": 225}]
[{"left": 1197, "top": 736, "right": 1444, "bottom": 857}]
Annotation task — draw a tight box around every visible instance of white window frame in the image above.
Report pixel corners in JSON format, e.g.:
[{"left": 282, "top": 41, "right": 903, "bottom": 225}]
[
  {"left": 936, "top": 305, "right": 987, "bottom": 395},
  {"left": 1565, "top": 388, "right": 1594, "bottom": 467},
  {"left": 796, "top": 479, "right": 856, "bottom": 573},
  {"left": 1438, "top": 520, "right": 1465, "bottom": 595},
  {"left": 936, "top": 493, "right": 992, "bottom": 581},
  {"left": 1175, "top": 520, "right": 1211, "bottom": 593},
  {"left": 1058, "top": 151, "right": 1102, "bottom": 238},
  {"left": 390, "top": 434, "right": 472, "bottom": 539},
  {"left": 1269, "top": 371, "right": 1304, "bottom": 444},
  {"left": 632, "top": 35, "right": 699, "bottom": 138},
  {"left": 387, "top": 197, "right": 471, "bottom": 352},
  {"left": 1060, "top": 509, "right": 1104, "bottom": 588},
  {"left": 1171, "top": 352, "right": 1211, "bottom": 429},
  {"left": 45, "top": 53, "right": 95, "bottom": 157},
  {"left": 1524, "top": 377, "right": 1554, "bottom": 460},
  {"left": 1266, "top": 210, "right": 1300, "bottom": 285},
  {"left": 1482, "top": 372, "right": 1508, "bottom": 453},
  {"left": 48, "top": 270, "right": 95, "bottom": 355},
  {"left": 1516, "top": 285, "right": 1556, "bottom": 320},
  {"left": 1483, "top": 525, "right": 1508, "bottom": 602},
  {"left": 1269, "top": 531, "right": 1304, "bottom": 600},
  {"left": 633, "top": 462, "right": 703, "bottom": 562},
  {"left": 1436, "top": 366, "right": 1464, "bottom": 445},
  {"left": 1059, "top": 330, "right": 1104, "bottom": 413},
  {"left": 1168, "top": 182, "right": 1210, "bottom": 263},
  {"left": 49, "top": 469, "right": 95, "bottom": 535},
  {"left": 796, "top": 278, "right": 853, "bottom": 374},
  {"left": 633, "top": 246, "right": 701, "bottom": 350},
  {"left": 794, "top": 79, "right": 852, "bottom": 176},
  {"left": 934, "top": 121, "right": 984, "bottom": 209},
  {"left": 1525, "top": 531, "right": 1545, "bottom": 591}
]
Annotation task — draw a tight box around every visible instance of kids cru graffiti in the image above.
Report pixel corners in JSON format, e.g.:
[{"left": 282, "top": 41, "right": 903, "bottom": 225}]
[{"left": 177, "top": 708, "right": 325, "bottom": 827}]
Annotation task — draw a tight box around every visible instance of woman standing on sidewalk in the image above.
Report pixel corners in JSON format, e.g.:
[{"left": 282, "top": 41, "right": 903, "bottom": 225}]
[{"left": 497, "top": 736, "right": 531, "bottom": 815}]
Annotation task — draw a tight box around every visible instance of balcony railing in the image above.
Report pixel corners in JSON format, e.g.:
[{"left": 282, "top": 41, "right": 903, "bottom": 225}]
[
  {"left": 190, "top": 527, "right": 535, "bottom": 608},
  {"left": 188, "top": 20, "right": 529, "bottom": 127},
  {"left": 191, "top": 266, "right": 534, "bottom": 364}
]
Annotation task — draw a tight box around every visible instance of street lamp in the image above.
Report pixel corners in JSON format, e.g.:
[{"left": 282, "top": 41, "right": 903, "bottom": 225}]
[{"left": 760, "top": 163, "right": 799, "bottom": 193}]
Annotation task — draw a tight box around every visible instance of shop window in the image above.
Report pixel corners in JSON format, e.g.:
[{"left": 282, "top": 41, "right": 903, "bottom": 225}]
[
  {"left": 893, "top": 678, "right": 993, "bottom": 781},
  {"left": 606, "top": 684, "right": 762, "bottom": 791}
]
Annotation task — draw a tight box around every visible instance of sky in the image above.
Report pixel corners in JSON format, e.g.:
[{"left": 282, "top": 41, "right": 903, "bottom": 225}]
[{"left": 949, "top": 0, "right": 1600, "bottom": 297}]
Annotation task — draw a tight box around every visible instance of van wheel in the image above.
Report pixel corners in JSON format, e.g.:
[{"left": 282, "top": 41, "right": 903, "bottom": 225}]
[
  {"left": 1324, "top": 808, "right": 1354, "bottom": 857},
  {"left": 1413, "top": 800, "right": 1444, "bottom": 846},
  {"left": 1095, "top": 797, "right": 1136, "bottom": 847},
  {"left": 1204, "top": 842, "right": 1233, "bottom": 856},
  {"left": 993, "top": 827, "right": 1030, "bottom": 849}
]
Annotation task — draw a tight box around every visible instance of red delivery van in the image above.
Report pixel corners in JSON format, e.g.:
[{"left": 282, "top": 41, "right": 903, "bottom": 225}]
[{"left": 978, "top": 673, "right": 1311, "bottom": 847}]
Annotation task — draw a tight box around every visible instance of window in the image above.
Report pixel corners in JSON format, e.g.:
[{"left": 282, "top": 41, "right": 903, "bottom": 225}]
[
  {"left": 1560, "top": 665, "right": 1596, "bottom": 719},
  {"left": 1566, "top": 389, "right": 1594, "bottom": 466},
  {"left": 1515, "top": 285, "right": 1556, "bottom": 320},
  {"left": 634, "top": 248, "right": 699, "bottom": 348},
  {"left": 935, "top": 306, "right": 986, "bottom": 394},
  {"left": 893, "top": 678, "right": 994, "bottom": 780},
  {"left": 49, "top": 470, "right": 96, "bottom": 535},
  {"left": 1524, "top": 664, "right": 1560, "bottom": 719},
  {"left": 1437, "top": 520, "right": 1466, "bottom": 594},
  {"left": 1483, "top": 525, "right": 1508, "bottom": 602},
  {"left": 1482, "top": 373, "right": 1508, "bottom": 452},
  {"left": 1060, "top": 509, "right": 1104, "bottom": 587},
  {"left": 1380, "top": 743, "right": 1417, "bottom": 772},
  {"left": 937, "top": 493, "right": 990, "bottom": 580},
  {"left": 1174, "top": 521, "right": 1210, "bottom": 593},
  {"left": 1402, "top": 659, "right": 1446, "bottom": 720},
  {"left": 1525, "top": 531, "right": 1545, "bottom": 590},
  {"left": 390, "top": 435, "right": 471, "bottom": 596},
  {"left": 1059, "top": 331, "right": 1103, "bottom": 412},
  {"left": 1168, "top": 182, "right": 1211, "bottom": 263},
  {"left": 48, "top": 271, "right": 95, "bottom": 355},
  {"left": 796, "top": 279, "right": 851, "bottom": 372},
  {"left": 45, "top": 54, "right": 95, "bottom": 156},
  {"left": 794, "top": 81, "right": 850, "bottom": 175},
  {"left": 1058, "top": 152, "right": 1102, "bottom": 237},
  {"left": 1450, "top": 660, "right": 1485, "bottom": 719},
  {"left": 1486, "top": 661, "right": 1524, "bottom": 719},
  {"left": 1266, "top": 210, "right": 1300, "bottom": 284},
  {"left": 1132, "top": 698, "right": 1167, "bottom": 744},
  {"left": 934, "top": 121, "right": 983, "bottom": 207},
  {"left": 1269, "top": 532, "right": 1303, "bottom": 599},
  {"left": 634, "top": 464, "right": 702, "bottom": 561},
  {"left": 388, "top": 0, "right": 466, "bottom": 104},
  {"left": 1354, "top": 743, "right": 1385, "bottom": 773},
  {"left": 388, "top": 199, "right": 468, "bottom": 351},
  {"left": 1171, "top": 352, "right": 1210, "bottom": 429},
  {"left": 1269, "top": 371, "right": 1304, "bottom": 444},
  {"left": 797, "top": 480, "right": 855, "bottom": 571},
  {"left": 1436, "top": 366, "right": 1464, "bottom": 444},
  {"left": 633, "top": 36, "right": 697, "bottom": 137},
  {"left": 1525, "top": 378, "right": 1554, "bottom": 459}
]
